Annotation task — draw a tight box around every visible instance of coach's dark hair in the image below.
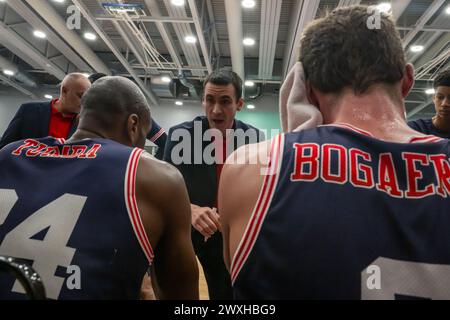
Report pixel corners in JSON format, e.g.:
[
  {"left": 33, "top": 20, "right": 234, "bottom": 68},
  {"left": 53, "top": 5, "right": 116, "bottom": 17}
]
[
  {"left": 88, "top": 72, "right": 107, "bottom": 84},
  {"left": 299, "top": 5, "right": 406, "bottom": 95},
  {"left": 203, "top": 69, "right": 243, "bottom": 101},
  {"left": 433, "top": 69, "right": 450, "bottom": 89}
]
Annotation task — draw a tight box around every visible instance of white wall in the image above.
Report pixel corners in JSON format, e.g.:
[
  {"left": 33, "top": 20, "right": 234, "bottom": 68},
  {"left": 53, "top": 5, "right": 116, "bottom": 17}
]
[
  {"left": 153, "top": 100, "right": 203, "bottom": 130},
  {"left": 0, "top": 89, "right": 31, "bottom": 135}
]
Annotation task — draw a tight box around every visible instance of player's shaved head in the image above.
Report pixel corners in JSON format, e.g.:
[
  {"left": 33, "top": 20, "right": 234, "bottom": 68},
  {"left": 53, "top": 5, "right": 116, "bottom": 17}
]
[{"left": 79, "top": 76, "right": 151, "bottom": 130}]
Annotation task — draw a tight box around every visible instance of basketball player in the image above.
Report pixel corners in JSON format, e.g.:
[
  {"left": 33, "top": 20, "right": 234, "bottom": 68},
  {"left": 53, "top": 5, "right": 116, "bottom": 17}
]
[
  {"left": 0, "top": 76, "right": 199, "bottom": 300},
  {"left": 408, "top": 69, "right": 450, "bottom": 139},
  {"left": 219, "top": 6, "right": 450, "bottom": 299}
]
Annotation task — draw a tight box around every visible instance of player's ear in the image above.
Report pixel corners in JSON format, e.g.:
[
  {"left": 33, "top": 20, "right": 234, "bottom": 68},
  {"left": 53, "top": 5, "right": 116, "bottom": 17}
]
[
  {"left": 61, "top": 85, "right": 68, "bottom": 96},
  {"left": 306, "top": 81, "right": 320, "bottom": 107},
  {"left": 236, "top": 98, "right": 244, "bottom": 112},
  {"left": 127, "top": 113, "right": 140, "bottom": 146},
  {"left": 401, "top": 63, "right": 415, "bottom": 98}
]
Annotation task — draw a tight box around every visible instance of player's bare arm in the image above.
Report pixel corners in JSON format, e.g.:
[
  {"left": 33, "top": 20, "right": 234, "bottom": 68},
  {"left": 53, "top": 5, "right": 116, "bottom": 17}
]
[
  {"left": 218, "top": 140, "right": 271, "bottom": 270},
  {"left": 136, "top": 153, "right": 199, "bottom": 299}
]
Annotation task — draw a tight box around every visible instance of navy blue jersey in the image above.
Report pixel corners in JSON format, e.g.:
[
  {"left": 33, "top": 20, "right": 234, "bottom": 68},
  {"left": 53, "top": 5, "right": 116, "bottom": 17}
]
[
  {"left": 0, "top": 137, "right": 153, "bottom": 300},
  {"left": 408, "top": 118, "right": 450, "bottom": 139},
  {"left": 148, "top": 121, "right": 165, "bottom": 143},
  {"left": 232, "top": 124, "right": 450, "bottom": 300}
]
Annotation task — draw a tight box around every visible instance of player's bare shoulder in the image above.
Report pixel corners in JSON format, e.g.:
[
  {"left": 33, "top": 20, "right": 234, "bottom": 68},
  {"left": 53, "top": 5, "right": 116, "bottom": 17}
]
[
  {"left": 223, "top": 140, "right": 271, "bottom": 177},
  {"left": 136, "top": 151, "right": 185, "bottom": 193}
]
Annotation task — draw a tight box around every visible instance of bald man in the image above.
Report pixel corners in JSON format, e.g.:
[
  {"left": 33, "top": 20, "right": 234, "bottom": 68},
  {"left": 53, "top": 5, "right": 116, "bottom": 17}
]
[
  {"left": 0, "top": 73, "right": 91, "bottom": 149},
  {"left": 0, "top": 76, "right": 199, "bottom": 299}
]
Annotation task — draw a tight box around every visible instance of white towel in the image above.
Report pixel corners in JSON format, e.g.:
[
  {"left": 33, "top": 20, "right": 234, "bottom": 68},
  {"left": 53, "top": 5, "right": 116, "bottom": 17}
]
[{"left": 279, "top": 62, "right": 323, "bottom": 132}]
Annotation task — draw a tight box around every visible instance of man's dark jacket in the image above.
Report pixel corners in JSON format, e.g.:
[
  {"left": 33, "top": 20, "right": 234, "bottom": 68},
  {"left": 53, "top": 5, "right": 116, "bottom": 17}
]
[
  {"left": 163, "top": 115, "right": 264, "bottom": 300},
  {"left": 164, "top": 116, "right": 264, "bottom": 209},
  {"left": 0, "top": 101, "right": 77, "bottom": 150}
]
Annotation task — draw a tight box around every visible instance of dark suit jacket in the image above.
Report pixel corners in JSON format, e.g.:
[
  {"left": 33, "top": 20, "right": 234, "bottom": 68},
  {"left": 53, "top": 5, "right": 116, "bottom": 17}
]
[
  {"left": 164, "top": 116, "right": 264, "bottom": 209},
  {"left": 148, "top": 120, "right": 167, "bottom": 160},
  {"left": 0, "top": 101, "right": 78, "bottom": 150}
]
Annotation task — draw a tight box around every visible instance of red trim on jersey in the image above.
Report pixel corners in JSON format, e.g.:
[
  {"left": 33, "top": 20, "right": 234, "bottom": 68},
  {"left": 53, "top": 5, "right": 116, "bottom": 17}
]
[
  {"left": 230, "top": 134, "right": 284, "bottom": 283},
  {"left": 331, "top": 123, "right": 374, "bottom": 137},
  {"left": 125, "top": 148, "right": 154, "bottom": 264},
  {"left": 150, "top": 128, "right": 165, "bottom": 143},
  {"left": 409, "top": 135, "right": 443, "bottom": 144}
]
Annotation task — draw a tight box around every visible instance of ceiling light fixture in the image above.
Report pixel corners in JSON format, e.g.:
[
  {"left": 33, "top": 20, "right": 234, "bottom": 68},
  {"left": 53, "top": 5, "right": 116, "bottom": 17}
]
[
  {"left": 44, "top": 94, "right": 53, "bottom": 99},
  {"left": 84, "top": 32, "right": 97, "bottom": 41},
  {"left": 247, "top": 104, "right": 255, "bottom": 109},
  {"left": 3, "top": 70, "right": 15, "bottom": 76},
  {"left": 410, "top": 45, "right": 424, "bottom": 53},
  {"left": 175, "top": 101, "right": 184, "bottom": 106},
  {"left": 243, "top": 38, "right": 255, "bottom": 46},
  {"left": 377, "top": 2, "right": 392, "bottom": 13},
  {"left": 33, "top": 30, "right": 47, "bottom": 39},
  {"left": 425, "top": 88, "right": 435, "bottom": 95},
  {"left": 242, "top": 0, "right": 256, "bottom": 9},
  {"left": 245, "top": 80, "right": 255, "bottom": 87},
  {"left": 185, "top": 36, "right": 197, "bottom": 44},
  {"left": 171, "top": 0, "right": 185, "bottom": 6},
  {"left": 161, "top": 76, "right": 171, "bottom": 83}
]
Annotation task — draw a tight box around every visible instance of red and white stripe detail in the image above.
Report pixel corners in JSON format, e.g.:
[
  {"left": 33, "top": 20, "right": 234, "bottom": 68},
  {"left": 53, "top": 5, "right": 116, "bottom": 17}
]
[
  {"left": 409, "top": 135, "right": 443, "bottom": 144},
  {"left": 321, "top": 123, "right": 374, "bottom": 137},
  {"left": 124, "top": 148, "right": 154, "bottom": 264},
  {"left": 56, "top": 138, "right": 66, "bottom": 144},
  {"left": 150, "top": 128, "right": 165, "bottom": 143},
  {"left": 230, "top": 134, "right": 284, "bottom": 284}
]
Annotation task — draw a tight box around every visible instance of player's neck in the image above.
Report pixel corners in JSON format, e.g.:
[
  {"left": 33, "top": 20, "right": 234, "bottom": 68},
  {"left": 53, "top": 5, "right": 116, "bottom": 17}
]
[
  {"left": 68, "top": 128, "right": 107, "bottom": 142},
  {"left": 321, "top": 90, "right": 424, "bottom": 142},
  {"left": 432, "top": 116, "right": 450, "bottom": 132}
]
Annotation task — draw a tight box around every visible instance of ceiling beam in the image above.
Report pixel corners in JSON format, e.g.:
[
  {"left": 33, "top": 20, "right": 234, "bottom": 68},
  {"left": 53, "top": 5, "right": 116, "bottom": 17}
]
[
  {"left": 398, "top": 26, "right": 450, "bottom": 32},
  {"left": 392, "top": 0, "right": 412, "bottom": 22},
  {"left": 71, "top": 0, "right": 159, "bottom": 106},
  {"left": 6, "top": 0, "right": 91, "bottom": 73},
  {"left": 409, "top": 32, "right": 444, "bottom": 65},
  {"left": 23, "top": 0, "right": 110, "bottom": 75},
  {"left": 282, "top": 0, "right": 320, "bottom": 78},
  {"left": 407, "top": 101, "right": 433, "bottom": 118},
  {"left": 95, "top": 15, "right": 194, "bottom": 24},
  {"left": 224, "top": 0, "right": 244, "bottom": 81},
  {"left": 144, "top": 0, "right": 182, "bottom": 69},
  {"left": 402, "top": 0, "right": 446, "bottom": 49},
  {"left": 0, "top": 74, "right": 37, "bottom": 99},
  {"left": 187, "top": 0, "right": 212, "bottom": 74},
  {"left": 97, "top": 0, "right": 150, "bottom": 72},
  {"left": 337, "top": 0, "right": 361, "bottom": 7},
  {"left": 0, "top": 54, "right": 36, "bottom": 87},
  {"left": 0, "top": 21, "right": 66, "bottom": 80},
  {"left": 258, "top": 0, "right": 282, "bottom": 80},
  {"left": 163, "top": 0, "right": 205, "bottom": 78},
  {"left": 206, "top": 0, "right": 220, "bottom": 59}
]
